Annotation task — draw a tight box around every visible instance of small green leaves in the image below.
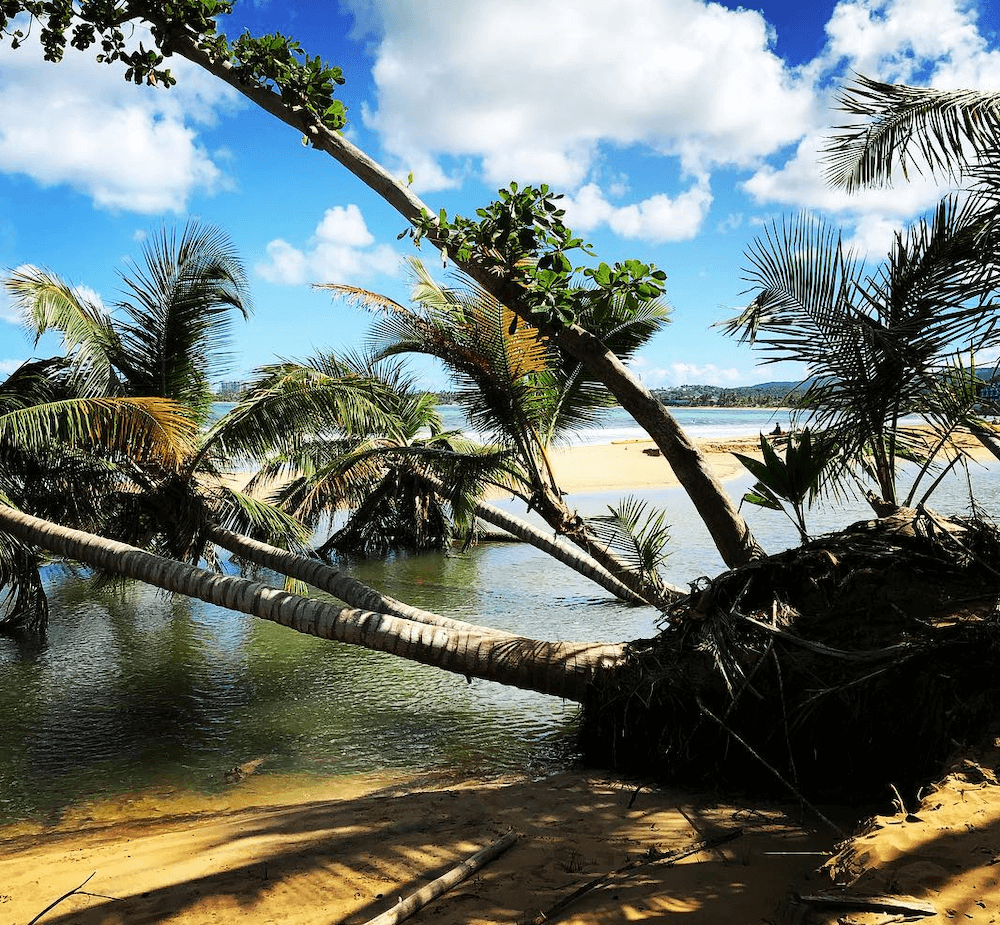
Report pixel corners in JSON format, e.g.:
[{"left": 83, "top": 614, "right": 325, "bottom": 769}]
[
  {"left": 1, "top": 3, "right": 348, "bottom": 130},
  {"left": 409, "top": 183, "right": 667, "bottom": 331}
]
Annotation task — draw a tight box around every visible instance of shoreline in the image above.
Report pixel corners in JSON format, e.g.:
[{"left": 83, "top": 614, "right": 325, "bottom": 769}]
[{"left": 543, "top": 429, "right": 996, "bottom": 497}]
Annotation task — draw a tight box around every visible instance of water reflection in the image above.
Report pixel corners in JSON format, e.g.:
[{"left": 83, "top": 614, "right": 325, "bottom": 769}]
[{"left": 2, "top": 455, "right": 996, "bottom": 821}]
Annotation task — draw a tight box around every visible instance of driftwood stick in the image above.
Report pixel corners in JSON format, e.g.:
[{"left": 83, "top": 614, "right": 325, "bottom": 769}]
[
  {"left": 28, "top": 872, "right": 97, "bottom": 925},
  {"left": 360, "top": 829, "right": 517, "bottom": 925},
  {"left": 795, "top": 891, "right": 936, "bottom": 916},
  {"left": 530, "top": 827, "right": 742, "bottom": 925}
]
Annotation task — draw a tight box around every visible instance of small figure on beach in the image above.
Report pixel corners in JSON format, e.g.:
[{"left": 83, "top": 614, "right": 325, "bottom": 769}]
[{"left": 771, "top": 423, "right": 783, "bottom": 436}]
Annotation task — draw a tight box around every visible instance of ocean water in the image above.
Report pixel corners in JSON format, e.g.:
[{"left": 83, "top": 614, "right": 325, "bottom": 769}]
[
  {"left": 1, "top": 406, "right": 996, "bottom": 821},
  {"left": 436, "top": 403, "right": 799, "bottom": 445}
]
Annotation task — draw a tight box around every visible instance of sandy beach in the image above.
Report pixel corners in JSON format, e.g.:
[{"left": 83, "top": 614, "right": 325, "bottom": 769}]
[{"left": 5, "top": 433, "right": 1000, "bottom": 924}]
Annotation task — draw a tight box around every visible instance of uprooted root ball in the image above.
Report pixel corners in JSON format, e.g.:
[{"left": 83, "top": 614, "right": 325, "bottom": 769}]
[{"left": 580, "top": 509, "right": 1000, "bottom": 802}]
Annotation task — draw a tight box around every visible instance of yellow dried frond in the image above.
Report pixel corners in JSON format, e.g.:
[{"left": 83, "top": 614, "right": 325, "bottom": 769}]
[
  {"left": 91, "top": 397, "right": 198, "bottom": 468},
  {"left": 501, "top": 306, "right": 550, "bottom": 378}
]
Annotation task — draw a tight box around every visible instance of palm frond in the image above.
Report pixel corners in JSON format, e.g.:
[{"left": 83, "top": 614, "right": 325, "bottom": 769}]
[
  {"left": 115, "top": 221, "right": 252, "bottom": 418},
  {"left": 0, "top": 396, "right": 196, "bottom": 467},
  {"left": 0, "top": 524, "right": 48, "bottom": 635},
  {"left": 209, "top": 486, "right": 312, "bottom": 555},
  {"left": 587, "top": 495, "right": 672, "bottom": 580},
  {"left": 5, "top": 266, "right": 119, "bottom": 394},
  {"left": 199, "top": 357, "right": 398, "bottom": 468},
  {"left": 824, "top": 75, "right": 1000, "bottom": 192}
]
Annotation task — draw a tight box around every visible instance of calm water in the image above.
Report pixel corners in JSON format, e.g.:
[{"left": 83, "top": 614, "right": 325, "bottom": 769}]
[{"left": 1, "top": 407, "right": 997, "bottom": 821}]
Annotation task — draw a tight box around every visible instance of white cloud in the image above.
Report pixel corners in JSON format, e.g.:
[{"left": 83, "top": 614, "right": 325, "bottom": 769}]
[
  {"left": 0, "top": 31, "right": 238, "bottom": 212},
  {"left": 743, "top": 0, "right": 1000, "bottom": 242},
  {"left": 629, "top": 355, "right": 742, "bottom": 387},
  {"left": 359, "top": 0, "right": 815, "bottom": 190},
  {"left": 0, "top": 286, "right": 21, "bottom": 325},
  {"left": 563, "top": 180, "right": 713, "bottom": 243},
  {"left": 823, "top": 0, "right": 1000, "bottom": 85},
  {"left": 0, "top": 359, "right": 25, "bottom": 376},
  {"left": 256, "top": 205, "right": 402, "bottom": 285}
]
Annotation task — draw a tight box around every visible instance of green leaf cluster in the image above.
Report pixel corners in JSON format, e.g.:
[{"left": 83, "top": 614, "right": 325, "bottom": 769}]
[
  {"left": 409, "top": 183, "right": 667, "bottom": 329},
  {"left": 0, "top": 1, "right": 347, "bottom": 127}
]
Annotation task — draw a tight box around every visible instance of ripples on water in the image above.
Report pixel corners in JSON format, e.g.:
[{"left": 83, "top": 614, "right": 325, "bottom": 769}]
[{"left": 2, "top": 413, "right": 998, "bottom": 820}]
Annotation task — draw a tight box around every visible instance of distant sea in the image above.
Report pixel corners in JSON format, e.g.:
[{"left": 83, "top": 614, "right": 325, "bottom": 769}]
[{"left": 436, "top": 404, "right": 798, "bottom": 445}]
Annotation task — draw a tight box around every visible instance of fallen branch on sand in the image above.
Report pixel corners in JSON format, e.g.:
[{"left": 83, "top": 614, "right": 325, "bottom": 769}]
[
  {"left": 790, "top": 891, "right": 936, "bottom": 917},
  {"left": 357, "top": 829, "right": 518, "bottom": 925},
  {"left": 530, "top": 827, "right": 743, "bottom": 924},
  {"left": 28, "top": 872, "right": 121, "bottom": 925}
]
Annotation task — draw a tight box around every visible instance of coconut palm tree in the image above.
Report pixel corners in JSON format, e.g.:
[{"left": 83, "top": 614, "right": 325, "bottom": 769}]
[
  {"left": 318, "top": 259, "right": 680, "bottom": 607},
  {"left": 724, "top": 194, "right": 1000, "bottom": 509},
  {"left": 0, "top": 357, "right": 196, "bottom": 633},
  {"left": 2, "top": 221, "right": 317, "bottom": 565},
  {"left": 0, "top": 502, "right": 624, "bottom": 701},
  {"left": 212, "top": 351, "right": 654, "bottom": 604}
]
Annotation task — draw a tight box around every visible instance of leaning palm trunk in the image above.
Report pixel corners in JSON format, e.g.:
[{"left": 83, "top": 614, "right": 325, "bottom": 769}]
[
  {"left": 207, "top": 524, "right": 516, "bottom": 638},
  {"left": 415, "top": 471, "right": 683, "bottom": 606},
  {"left": 0, "top": 505, "right": 623, "bottom": 701},
  {"left": 165, "top": 32, "right": 764, "bottom": 571}
]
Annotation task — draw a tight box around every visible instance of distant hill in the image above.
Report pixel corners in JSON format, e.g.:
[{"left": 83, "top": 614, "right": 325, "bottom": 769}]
[{"left": 653, "top": 380, "right": 809, "bottom": 408}]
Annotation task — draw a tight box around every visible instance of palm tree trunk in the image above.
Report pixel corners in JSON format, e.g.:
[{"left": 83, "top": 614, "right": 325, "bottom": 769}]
[
  {"left": 0, "top": 505, "right": 622, "bottom": 700},
  {"left": 415, "top": 471, "right": 684, "bottom": 604},
  {"left": 207, "top": 523, "right": 517, "bottom": 638},
  {"left": 166, "top": 32, "right": 765, "bottom": 570}
]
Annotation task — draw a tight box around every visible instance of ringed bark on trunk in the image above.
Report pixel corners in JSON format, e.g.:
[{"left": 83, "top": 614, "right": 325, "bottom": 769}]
[{"left": 0, "top": 505, "right": 623, "bottom": 701}]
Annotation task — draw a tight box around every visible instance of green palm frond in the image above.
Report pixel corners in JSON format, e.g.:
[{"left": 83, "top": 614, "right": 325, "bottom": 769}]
[
  {"left": 726, "top": 201, "right": 1000, "bottom": 504},
  {"left": 115, "top": 221, "right": 252, "bottom": 419},
  {"left": 0, "top": 526, "right": 48, "bottom": 636},
  {"left": 209, "top": 486, "right": 312, "bottom": 555},
  {"left": 734, "top": 430, "right": 836, "bottom": 540},
  {"left": 824, "top": 75, "right": 1000, "bottom": 192},
  {"left": 5, "top": 266, "right": 120, "bottom": 395},
  {"left": 587, "top": 496, "right": 672, "bottom": 581},
  {"left": 199, "top": 356, "right": 399, "bottom": 469}
]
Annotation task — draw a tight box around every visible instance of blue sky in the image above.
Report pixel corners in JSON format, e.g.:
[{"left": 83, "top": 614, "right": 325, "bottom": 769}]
[{"left": 1, "top": 0, "right": 999, "bottom": 390}]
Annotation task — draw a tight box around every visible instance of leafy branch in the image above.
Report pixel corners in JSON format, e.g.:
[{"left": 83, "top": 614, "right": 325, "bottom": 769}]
[
  {"left": 408, "top": 182, "right": 667, "bottom": 329},
  {"left": 1, "top": 1, "right": 348, "bottom": 126}
]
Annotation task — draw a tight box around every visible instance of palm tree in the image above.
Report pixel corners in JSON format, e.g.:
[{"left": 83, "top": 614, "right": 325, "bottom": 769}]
[
  {"left": 318, "top": 259, "right": 680, "bottom": 607},
  {"left": 724, "top": 195, "right": 1000, "bottom": 509},
  {"left": 212, "top": 351, "right": 654, "bottom": 604},
  {"left": 0, "top": 502, "right": 624, "bottom": 701},
  {"left": 3, "top": 221, "right": 314, "bottom": 560},
  {"left": 10, "top": 221, "right": 251, "bottom": 421},
  {"left": 0, "top": 357, "right": 196, "bottom": 633}
]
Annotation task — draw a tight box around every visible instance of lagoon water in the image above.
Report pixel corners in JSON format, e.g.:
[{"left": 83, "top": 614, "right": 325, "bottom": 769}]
[{"left": 1, "top": 407, "right": 997, "bottom": 821}]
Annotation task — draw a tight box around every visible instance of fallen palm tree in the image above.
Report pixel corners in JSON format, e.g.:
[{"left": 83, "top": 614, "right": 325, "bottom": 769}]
[{"left": 11, "top": 498, "right": 1000, "bottom": 802}]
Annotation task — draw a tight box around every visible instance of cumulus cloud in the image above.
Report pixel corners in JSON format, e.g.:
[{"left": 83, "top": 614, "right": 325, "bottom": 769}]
[
  {"left": 356, "top": 0, "right": 815, "bottom": 190},
  {"left": 743, "top": 0, "right": 1000, "bottom": 240},
  {"left": 563, "top": 180, "right": 713, "bottom": 242},
  {"left": 0, "top": 30, "right": 238, "bottom": 212},
  {"left": 255, "top": 205, "right": 403, "bottom": 285}
]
